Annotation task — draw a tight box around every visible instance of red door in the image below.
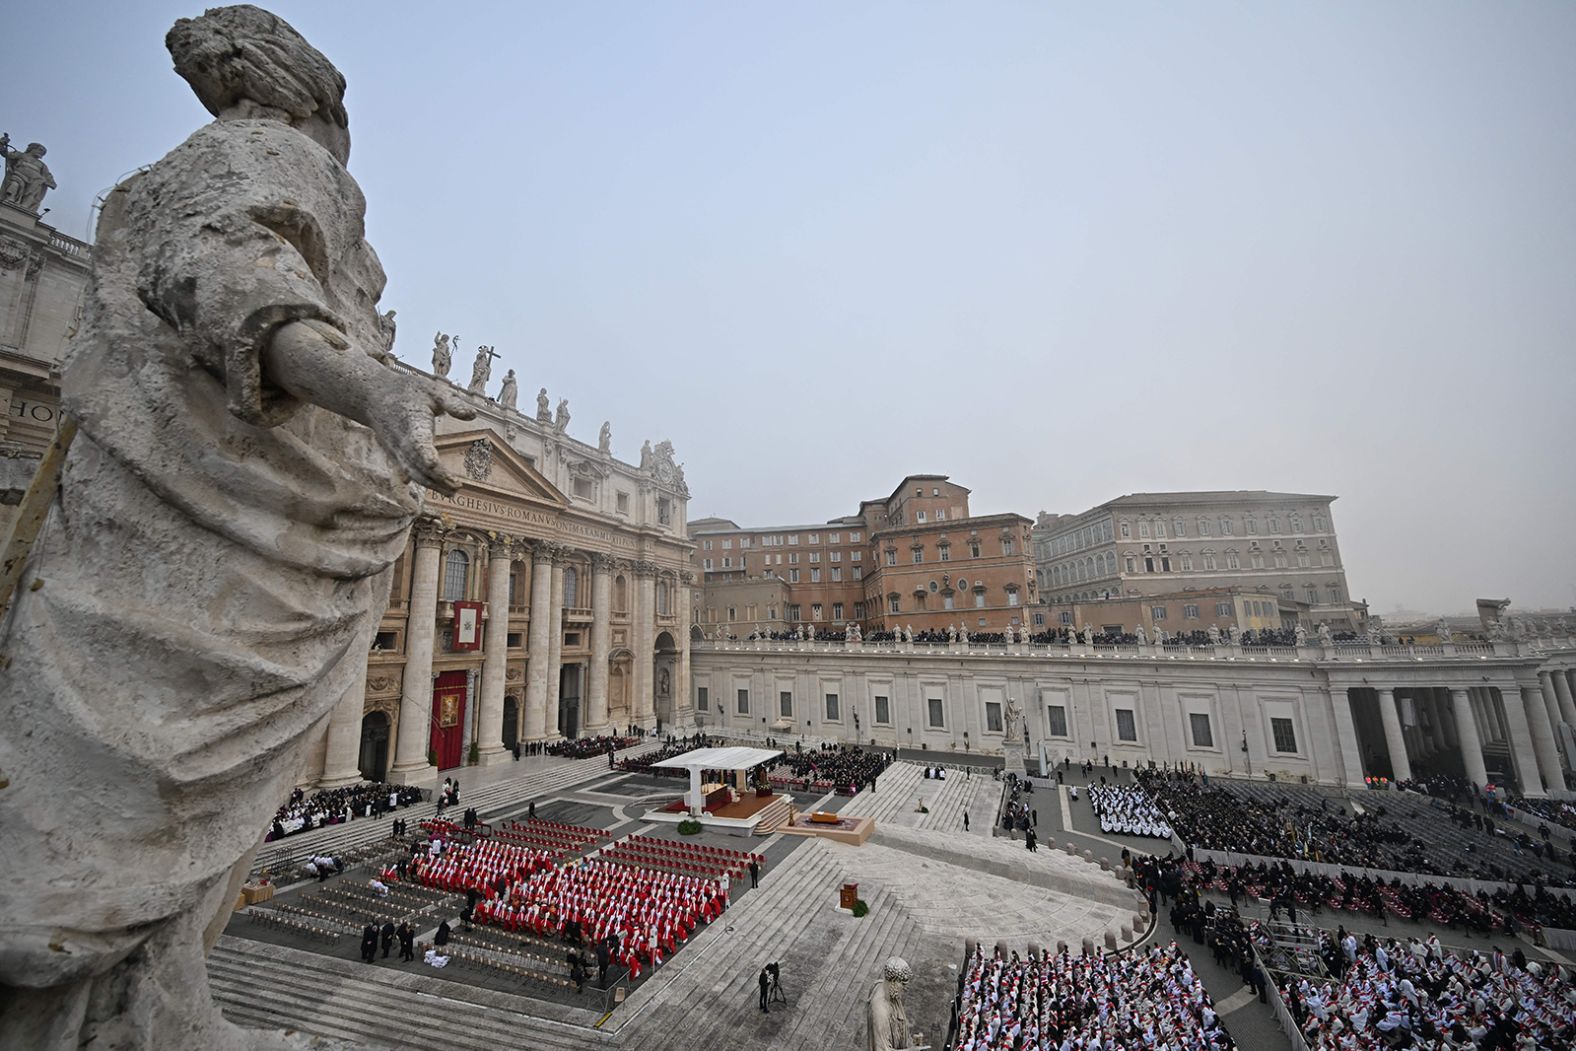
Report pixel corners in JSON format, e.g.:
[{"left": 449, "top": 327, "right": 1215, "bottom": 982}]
[{"left": 431, "top": 671, "right": 467, "bottom": 771}]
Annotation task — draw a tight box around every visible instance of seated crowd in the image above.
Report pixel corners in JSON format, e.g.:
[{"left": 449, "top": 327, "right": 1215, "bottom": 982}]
[
  {"left": 769, "top": 744, "right": 892, "bottom": 795},
  {"left": 1284, "top": 936, "right": 1575, "bottom": 1049},
  {"left": 951, "top": 941, "right": 1235, "bottom": 1051},
  {"left": 267, "top": 782, "right": 424, "bottom": 841},
  {"left": 546, "top": 735, "right": 635, "bottom": 760},
  {"left": 1088, "top": 783, "right": 1174, "bottom": 839}
]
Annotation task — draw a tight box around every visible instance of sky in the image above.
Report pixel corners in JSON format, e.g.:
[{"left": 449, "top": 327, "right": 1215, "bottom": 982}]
[{"left": 10, "top": 2, "right": 1576, "bottom": 616}]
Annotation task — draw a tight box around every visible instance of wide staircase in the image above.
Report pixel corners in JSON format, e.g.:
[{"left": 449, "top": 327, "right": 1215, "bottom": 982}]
[
  {"left": 751, "top": 793, "right": 793, "bottom": 835},
  {"left": 840, "top": 761, "right": 981, "bottom": 832},
  {"left": 253, "top": 741, "right": 663, "bottom": 878}
]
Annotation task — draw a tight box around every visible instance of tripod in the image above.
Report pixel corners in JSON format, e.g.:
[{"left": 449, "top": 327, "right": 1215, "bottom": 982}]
[{"left": 767, "top": 974, "right": 787, "bottom": 1006}]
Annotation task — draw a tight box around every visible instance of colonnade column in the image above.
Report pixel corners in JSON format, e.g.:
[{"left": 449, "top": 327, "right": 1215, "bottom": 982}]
[
  {"left": 1434, "top": 689, "right": 1458, "bottom": 749},
  {"left": 390, "top": 518, "right": 443, "bottom": 783},
  {"left": 1376, "top": 687, "right": 1412, "bottom": 783},
  {"left": 522, "top": 542, "right": 557, "bottom": 742},
  {"left": 676, "top": 571, "right": 694, "bottom": 729},
  {"left": 1326, "top": 686, "right": 1367, "bottom": 787},
  {"left": 1450, "top": 688, "right": 1489, "bottom": 788},
  {"left": 318, "top": 657, "right": 372, "bottom": 787},
  {"left": 1498, "top": 684, "right": 1546, "bottom": 798},
  {"left": 586, "top": 554, "right": 613, "bottom": 735},
  {"left": 633, "top": 561, "right": 657, "bottom": 729},
  {"left": 1552, "top": 670, "right": 1576, "bottom": 728},
  {"left": 544, "top": 559, "right": 566, "bottom": 739},
  {"left": 1521, "top": 683, "right": 1566, "bottom": 792},
  {"left": 474, "top": 535, "right": 514, "bottom": 765}
]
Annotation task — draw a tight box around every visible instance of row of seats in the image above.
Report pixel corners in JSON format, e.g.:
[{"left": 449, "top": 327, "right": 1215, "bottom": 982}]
[
  {"left": 623, "top": 834, "right": 760, "bottom": 868},
  {"left": 600, "top": 848, "right": 736, "bottom": 881},
  {"left": 441, "top": 946, "right": 580, "bottom": 992},
  {"left": 247, "top": 908, "right": 342, "bottom": 945}
]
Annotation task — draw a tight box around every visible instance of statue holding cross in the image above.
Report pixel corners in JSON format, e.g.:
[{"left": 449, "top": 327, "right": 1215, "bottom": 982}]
[{"left": 468, "top": 344, "right": 499, "bottom": 394}]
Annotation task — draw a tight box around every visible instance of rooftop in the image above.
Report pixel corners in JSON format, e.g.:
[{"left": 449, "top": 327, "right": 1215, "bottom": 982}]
[{"left": 651, "top": 746, "right": 784, "bottom": 771}]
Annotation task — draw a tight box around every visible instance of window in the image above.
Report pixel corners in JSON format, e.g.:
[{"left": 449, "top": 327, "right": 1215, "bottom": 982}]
[
  {"left": 854, "top": 601, "right": 865, "bottom": 619},
  {"left": 829, "top": 533, "right": 840, "bottom": 544},
  {"left": 811, "top": 603, "right": 823, "bottom": 621},
  {"left": 1197, "top": 517, "right": 1211, "bottom": 537},
  {"left": 1221, "top": 517, "right": 1233, "bottom": 535},
  {"left": 810, "top": 568, "right": 821, "bottom": 583},
  {"left": 935, "top": 509, "right": 946, "bottom": 521},
  {"left": 1173, "top": 517, "right": 1185, "bottom": 537},
  {"left": 1184, "top": 604, "right": 1199, "bottom": 619},
  {"left": 1273, "top": 551, "right": 1288, "bottom": 569},
  {"left": 1046, "top": 704, "right": 1068, "bottom": 737},
  {"left": 1225, "top": 550, "right": 1240, "bottom": 570},
  {"left": 1305, "top": 585, "right": 1318, "bottom": 605},
  {"left": 943, "top": 593, "right": 955, "bottom": 609},
  {"left": 1060, "top": 611, "right": 1073, "bottom": 624},
  {"left": 441, "top": 548, "right": 470, "bottom": 601},
  {"left": 915, "top": 511, "right": 927, "bottom": 523},
  {"left": 1216, "top": 601, "right": 1232, "bottom": 616},
  {"left": 849, "top": 532, "right": 861, "bottom": 542},
  {"left": 912, "top": 548, "right": 923, "bottom": 564},
  {"left": 737, "top": 689, "right": 749, "bottom": 715},
  {"left": 1032, "top": 613, "right": 1045, "bottom": 626},
  {"left": 788, "top": 535, "right": 799, "bottom": 545},
  {"left": 657, "top": 497, "right": 672, "bottom": 525},
  {"left": 1120, "top": 521, "right": 1131, "bottom": 539},
  {"left": 885, "top": 550, "right": 897, "bottom": 566},
  {"left": 1271, "top": 717, "right": 1298, "bottom": 753},
  {"left": 853, "top": 568, "right": 863, "bottom": 581},
  {"left": 768, "top": 606, "right": 778, "bottom": 620},
  {"left": 1180, "top": 554, "right": 1193, "bottom": 571},
  {"left": 1322, "top": 551, "right": 1335, "bottom": 567},
  {"left": 825, "top": 694, "right": 840, "bottom": 721},
  {"left": 1154, "top": 521, "right": 1166, "bottom": 538},
  {"left": 1114, "top": 709, "right": 1138, "bottom": 742},
  {"left": 830, "top": 551, "right": 840, "bottom": 563},
  {"left": 721, "top": 539, "right": 732, "bottom": 550},
  {"left": 1202, "top": 551, "right": 1217, "bottom": 571},
  {"left": 616, "top": 491, "right": 630, "bottom": 514},
  {"left": 1138, "top": 520, "right": 1150, "bottom": 538},
  {"left": 1125, "top": 556, "right": 1137, "bottom": 573},
  {"left": 888, "top": 595, "right": 900, "bottom": 614},
  {"left": 851, "top": 550, "right": 861, "bottom": 562},
  {"left": 927, "top": 697, "right": 945, "bottom": 728},
  {"left": 1151, "top": 606, "right": 1167, "bottom": 621},
  {"left": 727, "top": 606, "right": 736, "bottom": 621},
  {"left": 969, "top": 542, "right": 982, "bottom": 558},
  {"left": 985, "top": 702, "right": 1003, "bottom": 733},
  {"left": 788, "top": 553, "right": 799, "bottom": 565},
  {"left": 1313, "top": 513, "right": 1327, "bottom": 532},
  {"left": 809, "top": 552, "right": 820, "bottom": 564},
  {"left": 808, "top": 533, "right": 819, "bottom": 544},
  {"left": 1003, "top": 538, "right": 1015, "bottom": 556},
  {"left": 703, "top": 540, "right": 713, "bottom": 551},
  {"left": 1189, "top": 713, "right": 1213, "bottom": 748},
  {"left": 1251, "top": 551, "right": 1265, "bottom": 570},
  {"left": 740, "top": 537, "right": 751, "bottom": 549},
  {"left": 1297, "top": 552, "right": 1310, "bottom": 568},
  {"left": 789, "top": 569, "right": 800, "bottom": 583},
  {"left": 779, "top": 691, "right": 792, "bottom": 718},
  {"left": 832, "top": 602, "right": 843, "bottom": 620},
  {"left": 1006, "top": 588, "right": 1020, "bottom": 606},
  {"left": 831, "top": 567, "right": 842, "bottom": 582},
  {"left": 788, "top": 605, "right": 800, "bottom": 621},
  {"left": 874, "top": 695, "right": 890, "bottom": 725},
  {"left": 721, "top": 557, "right": 731, "bottom": 569},
  {"left": 938, "top": 544, "right": 950, "bottom": 562},
  {"left": 974, "top": 591, "right": 986, "bottom": 608},
  {"left": 1328, "top": 586, "right": 1341, "bottom": 603}
]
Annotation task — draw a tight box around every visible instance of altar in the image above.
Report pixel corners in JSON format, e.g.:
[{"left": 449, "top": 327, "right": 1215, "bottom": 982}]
[{"left": 647, "top": 746, "right": 788, "bottom": 834}]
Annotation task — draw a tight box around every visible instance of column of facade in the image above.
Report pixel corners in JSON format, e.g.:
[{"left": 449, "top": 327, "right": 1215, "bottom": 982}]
[
  {"left": 1552, "top": 669, "right": 1576, "bottom": 728},
  {"left": 1434, "top": 689, "right": 1458, "bottom": 748},
  {"left": 585, "top": 554, "right": 613, "bottom": 735},
  {"left": 522, "top": 542, "right": 557, "bottom": 742},
  {"left": 544, "top": 558, "right": 566, "bottom": 739},
  {"left": 1521, "top": 682, "right": 1566, "bottom": 792},
  {"left": 676, "top": 571, "right": 694, "bottom": 729},
  {"left": 474, "top": 535, "right": 514, "bottom": 765},
  {"left": 1375, "top": 687, "right": 1412, "bottom": 783},
  {"left": 318, "top": 657, "right": 372, "bottom": 787},
  {"left": 389, "top": 519, "right": 444, "bottom": 782},
  {"left": 1449, "top": 688, "right": 1489, "bottom": 788},
  {"left": 633, "top": 561, "right": 657, "bottom": 729},
  {"left": 1497, "top": 684, "right": 1546, "bottom": 798},
  {"left": 1326, "top": 686, "right": 1367, "bottom": 787}
]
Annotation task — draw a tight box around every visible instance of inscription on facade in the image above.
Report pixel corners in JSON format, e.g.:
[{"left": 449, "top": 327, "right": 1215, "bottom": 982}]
[{"left": 426, "top": 490, "right": 633, "bottom": 549}]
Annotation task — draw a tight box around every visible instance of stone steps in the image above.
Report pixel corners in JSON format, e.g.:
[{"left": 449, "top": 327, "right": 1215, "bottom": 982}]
[
  {"left": 751, "top": 795, "right": 793, "bottom": 835},
  {"left": 207, "top": 937, "right": 602, "bottom": 1050},
  {"left": 842, "top": 762, "right": 926, "bottom": 825},
  {"left": 911, "top": 771, "right": 984, "bottom": 833}
]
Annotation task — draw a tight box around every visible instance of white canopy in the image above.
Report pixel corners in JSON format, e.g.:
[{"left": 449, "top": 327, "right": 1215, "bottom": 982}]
[{"left": 651, "top": 746, "right": 782, "bottom": 772}]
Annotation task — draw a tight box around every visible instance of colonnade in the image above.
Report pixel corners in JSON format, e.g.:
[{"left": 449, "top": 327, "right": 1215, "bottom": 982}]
[{"left": 317, "top": 517, "right": 691, "bottom": 787}]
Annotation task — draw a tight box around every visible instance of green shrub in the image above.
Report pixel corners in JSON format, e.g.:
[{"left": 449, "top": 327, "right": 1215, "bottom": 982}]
[
  {"left": 467, "top": 742, "right": 480, "bottom": 765},
  {"left": 851, "top": 899, "right": 870, "bottom": 918},
  {"left": 677, "top": 818, "right": 703, "bottom": 835},
  {"left": 427, "top": 748, "right": 438, "bottom": 767}
]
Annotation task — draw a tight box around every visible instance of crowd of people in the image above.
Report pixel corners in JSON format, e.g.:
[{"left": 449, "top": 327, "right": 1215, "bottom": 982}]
[
  {"left": 1088, "top": 783, "right": 1174, "bottom": 839},
  {"left": 1283, "top": 935, "right": 1575, "bottom": 1049},
  {"left": 951, "top": 941, "right": 1235, "bottom": 1051},
  {"left": 616, "top": 734, "right": 716, "bottom": 776},
  {"left": 266, "top": 782, "right": 424, "bottom": 841},
  {"left": 546, "top": 735, "right": 635, "bottom": 760},
  {"left": 768, "top": 743, "right": 892, "bottom": 795}
]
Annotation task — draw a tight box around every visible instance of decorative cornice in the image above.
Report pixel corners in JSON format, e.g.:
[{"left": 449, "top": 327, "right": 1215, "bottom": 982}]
[
  {"left": 634, "top": 559, "right": 660, "bottom": 577},
  {"left": 590, "top": 552, "right": 617, "bottom": 572},
  {"left": 486, "top": 531, "right": 514, "bottom": 557},
  {"left": 412, "top": 516, "right": 447, "bottom": 548}
]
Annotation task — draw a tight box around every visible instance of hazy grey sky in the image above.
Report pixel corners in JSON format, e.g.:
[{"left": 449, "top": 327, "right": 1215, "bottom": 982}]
[{"left": 12, "top": 2, "right": 1575, "bottom": 615}]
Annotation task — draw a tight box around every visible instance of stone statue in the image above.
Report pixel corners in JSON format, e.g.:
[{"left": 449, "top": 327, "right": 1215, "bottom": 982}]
[
  {"left": 377, "top": 308, "right": 397, "bottom": 352},
  {"left": 497, "top": 368, "right": 518, "bottom": 409},
  {"left": 468, "top": 344, "right": 498, "bottom": 394},
  {"left": 1082, "top": 624, "right": 1096, "bottom": 646},
  {"left": 536, "top": 387, "right": 551, "bottom": 422},
  {"left": 1207, "top": 624, "right": 1222, "bottom": 645},
  {"left": 1155, "top": 628, "right": 1168, "bottom": 644},
  {"left": 848, "top": 621, "right": 861, "bottom": 643},
  {"left": 1488, "top": 618, "right": 1506, "bottom": 641},
  {"left": 904, "top": 624, "right": 915, "bottom": 643},
  {"left": 1003, "top": 623, "right": 1015, "bottom": 644},
  {"left": 867, "top": 956, "right": 920, "bottom": 1051},
  {"left": 640, "top": 439, "right": 653, "bottom": 469},
  {"left": 958, "top": 625, "right": 969, "bottom": 644},
  {"left": 431, "top": 331, "right": 452, "bottom": 378},
  {"left": 599, "top": 420, "right": 611, "bottom": 454},
  {"left": 1435, "top": 618, "right": 1452, "bottom": 644},
  {"left": 805, "top": 624, "right": 815, "bottom": 641},
  {"left": 1004, "top": 698, "right": 1024, "bottom": 740},
  {"left": 0, "top": 8, "right": 475, "bottom": 1048},
  {"left": 946, "top": 624, "right": 956, "bottom": 643},
  {"left": 1294, "top": 624, "right": 1308, "bottom": 646},
  {"left": 1317, "top": 623, "right": 1334, "bottom": 646},
  {"left": 555, "top": 398, "right": 570, "bottom": 432},
  {"left": 1135, "top": 625, "right": 1148, "bottom": 645},
  {"left": 0, "top": 134, "right": 57, "bottom": 212}
]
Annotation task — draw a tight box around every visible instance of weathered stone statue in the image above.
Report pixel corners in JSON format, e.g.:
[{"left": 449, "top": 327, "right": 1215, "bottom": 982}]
[
  {"left": 431, "top": 331, "right": 452, "bottom": 377},
  {"left": 536, "top": 387, "right": 551, "bottom": 422},
  {"left": 468, "top": 344, "right": 497, "bottom": 394},
  {"left": 0, "top": 8, "right": 473, "bottom": 1048},
  {"left": 1134, "top": 624, "right": 1148, "bottom": 645},
  {"left": 1294, "top": 624, "right": 1308, "bottom": 646},
  {"left": 1207, "top": 624, "right": 1222, "bottom": 645},
  {"left": 599, "top": 420, "right": 611, "bottom": 454},
  {"left": 1435, "top": 618, "right": 1452, "bottom": 644},
  {"left": 497, "top": 368, "right": 518, "bottom": 409},
  {"left": 1082, "top": 624, "right": 1096, "bottom": 646},
  {"left": 1317, "top": 623, "right": 1333, "bottom": 646},
  {"left": 867, "top": 956, "right": 921, "bottom": 1051},
  {"left": 0, "top": 134, "right": 56, "bottom": 211},
  {"left": 640, "top": 438, "right": 653, "bottom": 469},
  {"left": 1004, "top": 698, "right": 1024, "bottom": 740},
  {"left": 555, "top": 397, "right": 571, "bottom": 432}
]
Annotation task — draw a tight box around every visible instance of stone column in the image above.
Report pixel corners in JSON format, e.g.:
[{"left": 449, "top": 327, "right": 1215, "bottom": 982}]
[
  {"left": 474, "top": 535, "right": 514, "bottom": 765},
  {"left": 1522, "top": 683, "right": 1566, "bottom": 792},
  {"left": 544, "top": 558, "right": 566, "bottom": 739},
  {"left": 1450, "top": 688, "right": 1489, "bottom": 788},
  {"left": 633, "top": 561, "right": 657, "bottom": 729},
  {"left": 676, "top": 571, "right": 695, "bottom": 730},
  {"left": 1375, "top": 687, "right": 1411, "bottom": 783},
  {"left": 318, "top": 657, "right": 371, "bottom": 787},
  {"left": 1434, "top": 689, "right": 1458, "bottom": 748},
  {"left": 1552, "top": 670, "right": 1576, "bottom": 728},
  {"left": 389, "top": 520, "right": 444, "bottom": 782},
  {"left": 523, "top": 542, "right": 557, "bottom": 742},
  {"left": 1499, "top": 685, "right": 1546, "bottom": 797},
  {"left": 586, "top": 554, "right": 614, "bottom": 735},
  {"left": 1326, "top": 686, "right": 1366, "bottom": 787}
]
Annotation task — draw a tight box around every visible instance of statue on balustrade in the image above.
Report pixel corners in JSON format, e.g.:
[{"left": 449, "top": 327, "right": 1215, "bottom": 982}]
[
  {"left": 1207, "top": 624, "right": 1221, "bottom": 645},
  {"left": 537, "top": 386, "right": 551, "bottom": 422},
  {"left": 497, "top": 368, "right": 518, "bottom": 409},
  {"left": 867, "top": 957, "right": 922, "bottom": 1051},
  {"left": 1294, "top": 624, "right": 1308, "bottom": 646},
  {"left": 1317, "top": 623, "right": 1333, "bottom": 646},
  {"left": 599, "top": 420, "right": 611, "bottom": 454},
  {"left": 0, "top": 7, "right": 474, "bottom": 1048},
  {"left": 1134, "top": 624, "right": 1148, "bottom": 645},
  {"left": 468, "top": 344, "right": 498, "bottom": 394},
  {"left": 0, "top": 134, "right": 56, "bottom": 212},
  {"left": 555, "top": 397, "right": 571, "bottom": 432},
  {"left": 431, "top": 331, "right": 452, "bottom": 378}
]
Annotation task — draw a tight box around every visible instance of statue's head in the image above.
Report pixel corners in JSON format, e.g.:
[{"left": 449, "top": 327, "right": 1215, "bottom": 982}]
[
  {"left": 25, "top": 143, "right": 46, "bottom": 157},
  {"left": 167, "top": 5, "right": 350, "bottom": 163},
  {"left": 883, "top": 956, "right": 912, "bottom": 985}
]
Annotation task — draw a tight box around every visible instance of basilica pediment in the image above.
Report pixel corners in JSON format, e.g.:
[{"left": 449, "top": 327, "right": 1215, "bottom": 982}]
[{"left": 434, "top": 429, "right": 569, "bottom": 508}]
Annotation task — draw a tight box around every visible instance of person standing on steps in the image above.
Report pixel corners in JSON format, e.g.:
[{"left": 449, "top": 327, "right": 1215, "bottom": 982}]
[
  {"left": 749, "top": 857, "right": 760, "bottom": 888},
  {"left": 360, "top": 923, "right": 378, "bottom": 964},
  {"left": 759, "top": 966, "right": 771, "bottom": 1013},
  {"left": 397, "top": 922, "right": 415, "bottom": 962},
  {"left": 963, "top": 812, "right": 970, "bottom": 832}
]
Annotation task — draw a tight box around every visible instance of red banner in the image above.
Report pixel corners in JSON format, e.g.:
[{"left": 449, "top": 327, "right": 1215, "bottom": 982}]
[{"left": 452, "top": 600, "right": 483, "bottom": 650}]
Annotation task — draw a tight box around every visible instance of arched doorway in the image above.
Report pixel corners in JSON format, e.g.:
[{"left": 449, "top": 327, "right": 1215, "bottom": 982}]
[
  {"left": 559, "top": 664, "right": 583, "bottom": 739},
  {"left": 358, "top": 711, "right": 390, "bottom": 782},
  {"left": 502, "top": 696, "right": 520, "bottom": 752},
  {"left": 654, "top": 630, "right": 678, "bottom": 730}
]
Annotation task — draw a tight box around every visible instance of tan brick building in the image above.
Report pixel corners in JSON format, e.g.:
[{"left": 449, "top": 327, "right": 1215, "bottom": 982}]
[{"left": 690, "top": 474, "right": 1035, "bottom": 636}]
